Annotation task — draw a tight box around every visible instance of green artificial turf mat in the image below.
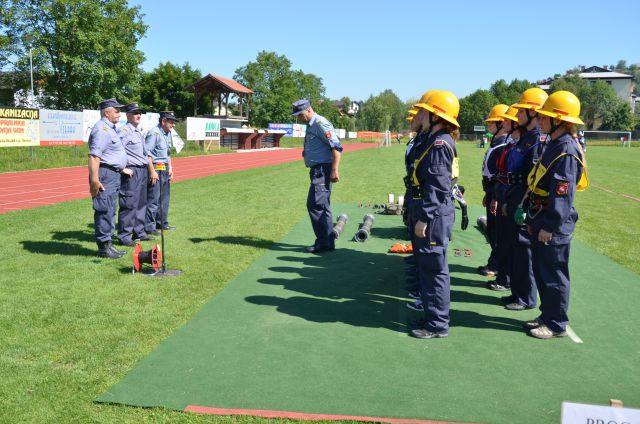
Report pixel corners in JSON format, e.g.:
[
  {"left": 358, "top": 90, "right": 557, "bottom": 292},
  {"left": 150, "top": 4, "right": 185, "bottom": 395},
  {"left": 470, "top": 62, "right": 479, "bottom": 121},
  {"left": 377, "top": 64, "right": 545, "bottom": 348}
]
[{"left": 97, "top": 204, "right": 640, "bottom": 424}]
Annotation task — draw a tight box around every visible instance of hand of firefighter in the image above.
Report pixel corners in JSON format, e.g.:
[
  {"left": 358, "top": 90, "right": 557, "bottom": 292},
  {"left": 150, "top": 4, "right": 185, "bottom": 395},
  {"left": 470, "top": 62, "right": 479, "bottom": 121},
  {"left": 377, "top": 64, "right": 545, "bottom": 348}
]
[{"left": 414, "top": 220, "right": 427, "bottom": 239}]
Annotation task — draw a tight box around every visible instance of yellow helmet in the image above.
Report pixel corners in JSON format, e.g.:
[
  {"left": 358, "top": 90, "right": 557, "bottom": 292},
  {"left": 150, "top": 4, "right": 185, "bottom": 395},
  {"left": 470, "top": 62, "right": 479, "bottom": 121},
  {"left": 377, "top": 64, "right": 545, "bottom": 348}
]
[
  {"left": 414, "top": 90, "right": 460, "bottom": 127},
  {"left": 485, "top": 104, "right": 509, "bottom": 122},
  {"left": 536, "top": 90, "right": 584, "bottom": 125},
  {"left": 513, "top": 88, "right": 549, "bottom": 110},
  {"left": 499, "top": 105, "right": 519, "bottom": 122},
  {"left": 413, "top": 90, "right": 440, "bottom": 109}
]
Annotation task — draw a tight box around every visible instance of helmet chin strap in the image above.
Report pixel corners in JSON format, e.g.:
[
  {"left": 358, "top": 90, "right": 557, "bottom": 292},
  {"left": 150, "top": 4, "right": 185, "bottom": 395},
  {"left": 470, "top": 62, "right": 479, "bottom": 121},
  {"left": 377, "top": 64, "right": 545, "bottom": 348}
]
[
  {"left": 423, "top": 112, "right": 439, "bottom": 137},
  {"left": 523, "top": 109, "right": 536, "bottom": 130},
  {"left": 549, "top": 118, "right": 563, "bottom": 138}
]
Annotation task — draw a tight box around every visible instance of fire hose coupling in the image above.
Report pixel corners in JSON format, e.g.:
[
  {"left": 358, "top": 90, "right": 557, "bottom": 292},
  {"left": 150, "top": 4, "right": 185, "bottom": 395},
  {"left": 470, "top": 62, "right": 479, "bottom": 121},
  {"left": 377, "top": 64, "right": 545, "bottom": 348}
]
[
  {"left": 354, "top": 213, "right": 375, "bottom": 243},
  {"left": 332, "top": 214, "right": 348, "bottom": 239}
]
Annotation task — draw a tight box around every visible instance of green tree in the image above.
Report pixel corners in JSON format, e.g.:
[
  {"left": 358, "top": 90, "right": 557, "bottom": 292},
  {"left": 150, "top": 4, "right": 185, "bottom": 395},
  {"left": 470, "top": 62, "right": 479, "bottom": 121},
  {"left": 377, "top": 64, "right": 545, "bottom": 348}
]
[
  {"left": 355, "top": 89, "right": 404, "bottom": 132},
  {"left": 139, "top": 62, "right": 210, "bottom": 119},
  {"left": 458, "top": 89, "right": 499, "bottom": 133},
  {"left": 489, "top": 79, "right": 534, "bottom": 105},
  {"left": 600, "top": 99, "right": 635, "bottom": 131},
  {"left": 0, "top": 0, "right": 147, "bottom": 109},
  {"left": 233, "top": 51, "right": 326, "bottom": 127}
]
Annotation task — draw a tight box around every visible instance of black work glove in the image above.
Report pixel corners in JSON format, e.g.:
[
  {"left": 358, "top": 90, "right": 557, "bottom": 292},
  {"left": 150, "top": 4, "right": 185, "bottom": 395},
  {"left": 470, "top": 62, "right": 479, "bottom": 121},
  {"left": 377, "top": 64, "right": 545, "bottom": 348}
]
[{"left": 461, "top": 204, "right": 469, "bottom": 231}]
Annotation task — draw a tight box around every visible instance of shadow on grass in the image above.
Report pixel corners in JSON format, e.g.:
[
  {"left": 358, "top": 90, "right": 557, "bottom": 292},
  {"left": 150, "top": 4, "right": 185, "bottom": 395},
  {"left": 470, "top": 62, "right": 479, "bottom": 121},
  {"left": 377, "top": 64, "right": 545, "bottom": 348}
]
[
  {"left": 190, "top": 235, "right": 305, "bottom": 252},
  {"left": 50, "top": 229, "right": 95, "bottom": 243},
  {"left": 245, "top": 244, "right": 521, "bottom": 333},
  {"left": 246, "top": 247, "right": 407, "bottom": 333},
  {"left": 20, "top": 240, "right": 95, "bottom": 256}
]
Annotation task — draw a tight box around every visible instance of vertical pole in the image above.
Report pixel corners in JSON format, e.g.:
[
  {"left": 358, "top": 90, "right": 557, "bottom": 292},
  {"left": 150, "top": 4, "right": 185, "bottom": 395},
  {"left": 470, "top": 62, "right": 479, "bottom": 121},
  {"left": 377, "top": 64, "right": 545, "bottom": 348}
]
[
  {"left": 29, "top": 44, "right": 34, "bottom": 98},
  {"left": 158, "top": 170, "right": 166, "bottom": 273}
]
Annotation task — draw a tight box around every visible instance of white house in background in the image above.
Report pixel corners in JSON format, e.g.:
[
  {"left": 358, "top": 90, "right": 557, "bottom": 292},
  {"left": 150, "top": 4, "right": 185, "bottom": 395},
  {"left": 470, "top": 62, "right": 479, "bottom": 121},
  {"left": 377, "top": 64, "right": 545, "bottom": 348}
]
[
  {"left": 579, "top": 66, "right": 634, "bottom": 107},
  {"left": 538, "top": 65, "right": 635, "bottom": 110}
]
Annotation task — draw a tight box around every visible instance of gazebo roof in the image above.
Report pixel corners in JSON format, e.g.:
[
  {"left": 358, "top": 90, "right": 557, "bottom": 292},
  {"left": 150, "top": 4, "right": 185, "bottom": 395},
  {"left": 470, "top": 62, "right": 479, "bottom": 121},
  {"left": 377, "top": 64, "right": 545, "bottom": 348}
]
[{"left": 186, "top": 74, "right": 253, "bottom": 94}]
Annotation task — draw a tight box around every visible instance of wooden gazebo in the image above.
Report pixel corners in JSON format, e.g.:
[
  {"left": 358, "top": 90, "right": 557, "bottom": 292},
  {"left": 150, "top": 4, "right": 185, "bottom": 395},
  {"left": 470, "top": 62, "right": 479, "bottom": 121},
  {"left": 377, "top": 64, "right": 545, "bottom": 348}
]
[{"left": 185, "top": 74, "right": 253, "bottom": 121}]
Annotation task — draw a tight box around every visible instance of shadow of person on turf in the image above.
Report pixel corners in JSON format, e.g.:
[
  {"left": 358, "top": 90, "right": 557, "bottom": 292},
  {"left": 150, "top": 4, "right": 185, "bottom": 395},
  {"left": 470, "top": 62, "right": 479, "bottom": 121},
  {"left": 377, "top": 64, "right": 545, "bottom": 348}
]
[
  {"left": 50, "top": 229, "right": 95, "bottom": 243},
  {"left": 245, "top": 246, "right": 409, "bottom": 333},
  {"left": 20, "top": 240, "right": 96, "bottom": 256},
  {"left": 190, "top": 235, "right": 308, "bottom": 252}
]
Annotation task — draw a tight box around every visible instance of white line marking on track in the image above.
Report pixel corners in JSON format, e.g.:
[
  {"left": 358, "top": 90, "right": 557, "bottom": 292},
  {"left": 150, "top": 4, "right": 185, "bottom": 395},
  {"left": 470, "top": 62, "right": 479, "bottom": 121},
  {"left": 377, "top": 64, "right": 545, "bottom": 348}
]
[{"left": 566, "top": 325, "right": 583, "bottom": 343}]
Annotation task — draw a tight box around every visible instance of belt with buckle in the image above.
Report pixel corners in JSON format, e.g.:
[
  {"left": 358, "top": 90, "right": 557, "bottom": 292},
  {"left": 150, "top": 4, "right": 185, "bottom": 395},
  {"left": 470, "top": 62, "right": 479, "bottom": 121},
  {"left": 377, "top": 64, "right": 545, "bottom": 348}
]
[
  {"left": 99, "top": 164, "right": 121, "bottom": 172},
  {"left": 154, "top": 163, "right": 167, "bottom": 171}
]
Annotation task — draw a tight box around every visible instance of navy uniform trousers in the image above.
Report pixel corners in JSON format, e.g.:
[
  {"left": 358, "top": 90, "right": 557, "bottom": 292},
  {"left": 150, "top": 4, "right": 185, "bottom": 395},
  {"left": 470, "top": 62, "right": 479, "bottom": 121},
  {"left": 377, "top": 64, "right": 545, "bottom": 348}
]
[
  {"left": 93, "top": 166, "right": 120, "bottom": 244},
  {"left": 404, "top": 198, "right": 419, "bottom": 293},
  {"left": 506, "top": 186, "right": 538, "bottom": 308},
  {"left": 494, "top": 183, "right": 512, "bottom": 287},
  {"left": 532, "top": 241, "right": 571, "bottom": 332},
  {"left": 307, "top": 163, "right": 334, "bottom": 249},
  {"left": 118, "top": 166, "right": 149, "bottom": 243},
  {"left": 146, "top": 169, "right": 170, "bottom": 232},
  {"left": 414, "top": 211, "right": 454, "bottom": 333}
]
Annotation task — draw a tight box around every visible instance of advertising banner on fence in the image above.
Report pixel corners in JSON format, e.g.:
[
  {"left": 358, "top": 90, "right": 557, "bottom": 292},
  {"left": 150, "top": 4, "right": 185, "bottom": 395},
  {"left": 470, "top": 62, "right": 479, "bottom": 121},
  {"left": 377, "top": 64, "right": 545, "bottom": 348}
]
[
  {"left": 82, "top": 109, "right": 101, "bottom": 142},
  {"left": 268, "top": 123, "right": 306, "bottom": 137},
  {"left": 268, "top": 123, "right": 293, "bottom": 136},
  {"left": 293, "top": 123, "right": 306, "bottom": 137},
  {"left": 0, "top": 107, "right": 40, "bottom": 147},
  {"left": 186, "top": 117, "right": 220, "bottom": 141},
  {"left": 39, "top": 109, "right": 83, "bottom": 146}
]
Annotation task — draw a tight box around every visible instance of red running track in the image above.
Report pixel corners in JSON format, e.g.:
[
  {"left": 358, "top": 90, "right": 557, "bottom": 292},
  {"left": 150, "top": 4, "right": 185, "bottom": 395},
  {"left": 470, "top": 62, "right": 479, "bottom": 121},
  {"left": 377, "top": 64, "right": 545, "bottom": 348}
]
[{"left": 0, "top": 144, "right": 376, "bottom": 214}]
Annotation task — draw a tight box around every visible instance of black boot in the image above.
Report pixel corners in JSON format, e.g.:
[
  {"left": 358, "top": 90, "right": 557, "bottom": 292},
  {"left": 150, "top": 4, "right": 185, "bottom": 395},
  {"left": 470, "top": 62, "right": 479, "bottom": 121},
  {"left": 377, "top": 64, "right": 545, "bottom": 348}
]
[{"left": 97, "top": 241, "right": 125, "bottom": 259}]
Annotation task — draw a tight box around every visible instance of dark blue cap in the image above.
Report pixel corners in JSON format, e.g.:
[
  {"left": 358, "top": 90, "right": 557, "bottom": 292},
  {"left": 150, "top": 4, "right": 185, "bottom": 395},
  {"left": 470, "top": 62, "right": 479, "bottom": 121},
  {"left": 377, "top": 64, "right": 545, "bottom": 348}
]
[
  {"left": 123, "top": 103, "right": 146, "bottom": 114},
  {"left": 99, "top": 98, "right": 124, "bottom": 110},
  {"left": 292, "top": 99, "right": 311, "bottom": 116},
  {"left": 160, "top": 111, "right": 178, "bottom": 121}
]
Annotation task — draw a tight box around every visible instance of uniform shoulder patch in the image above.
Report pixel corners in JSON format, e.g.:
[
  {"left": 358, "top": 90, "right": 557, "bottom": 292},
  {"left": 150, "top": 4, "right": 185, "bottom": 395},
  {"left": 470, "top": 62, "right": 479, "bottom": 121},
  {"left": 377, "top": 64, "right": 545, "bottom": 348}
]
[
  {"left": 101, "top": 125, "right": 108, "bottom": 131},
  {"left": 556, "top": 181, "right": 569, "bottom": 196},
  {"left": 434, "top": 139, "right": 444, "bottom": 147}
]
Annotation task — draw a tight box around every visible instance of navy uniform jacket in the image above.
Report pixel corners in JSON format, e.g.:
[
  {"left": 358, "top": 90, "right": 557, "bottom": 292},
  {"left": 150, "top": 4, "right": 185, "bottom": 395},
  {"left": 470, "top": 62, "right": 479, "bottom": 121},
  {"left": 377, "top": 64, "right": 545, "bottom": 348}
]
[
  {"left": 412, "top": 130, "right": 456, "bottom": 249},
  {"left": 303, "top": 113, "right": 343, "bottom": 167},
  {"left": 529, "top": 133, "right": 583, "bottom": 244},
  {"left": 118, "top": 123, "right": 148, "bottom": 167},
  {"left": 482, "top": 134, "right": 509, "bottom": 196},
  {"left": 88, "top": 117, "right": 127, "bottom": 169},
  {"left": 505, "top": 126, "right": 546, "bottom": 211}
]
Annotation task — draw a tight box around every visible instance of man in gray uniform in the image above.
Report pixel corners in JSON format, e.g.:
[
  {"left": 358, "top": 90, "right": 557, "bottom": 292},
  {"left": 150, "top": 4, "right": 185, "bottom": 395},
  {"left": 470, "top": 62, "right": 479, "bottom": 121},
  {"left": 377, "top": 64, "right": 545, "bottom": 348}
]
[
  {"left": 145, "top": 111, "right": 176, "bottom": 234},
  {"left": 88, "top": 98, "right": 131, "bottom": 259},
  {"left": 292, "top": 99, "right": 343, "bottom": 253},
  {"left": 117, "top": 103, "right": 156, "bottom": 246}
]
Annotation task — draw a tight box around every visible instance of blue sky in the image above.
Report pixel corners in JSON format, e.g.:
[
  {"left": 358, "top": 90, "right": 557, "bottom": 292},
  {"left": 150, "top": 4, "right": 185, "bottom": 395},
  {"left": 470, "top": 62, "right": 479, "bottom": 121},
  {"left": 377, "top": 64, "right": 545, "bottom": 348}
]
[{"left": 130, "top": 0, "right": 639, "bottom": 102}]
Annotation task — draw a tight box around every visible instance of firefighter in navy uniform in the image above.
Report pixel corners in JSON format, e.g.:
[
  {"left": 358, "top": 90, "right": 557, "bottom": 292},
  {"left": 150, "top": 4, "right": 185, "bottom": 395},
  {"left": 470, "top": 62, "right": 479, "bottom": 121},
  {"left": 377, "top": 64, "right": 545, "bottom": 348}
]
[
  {"left": 404, "top": 90, "right": 439, "bottom": 312},
  {"left": 501, "top": 88, "right": 548, "bottom": 311},
  {"left": 292, "top": 99, "right": 343, "bottom": 253},
  {"left": 88, "top": 98, "right": 130, "bottom": 259},
  {"left": 478, "top": 104, "right": 510, "bottom": 279},
  {"left": 524, "top": 91, "right": 588, "bottom": 339},
  {"left": 408, "top": 91, "right": 460, "bottom": 339},
  {"left": 482, "top": 104, "right": 515, "bottom": 292}
]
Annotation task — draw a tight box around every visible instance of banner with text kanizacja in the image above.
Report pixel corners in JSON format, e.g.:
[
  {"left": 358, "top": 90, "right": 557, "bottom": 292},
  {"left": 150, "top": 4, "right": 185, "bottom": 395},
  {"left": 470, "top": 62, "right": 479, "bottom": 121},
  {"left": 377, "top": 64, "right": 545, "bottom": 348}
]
[
  {"left": 0, "top": 107, "right": 40, "bottom": 147},
  {"left": 39, "top": 109, "right": 84, "bottom": 146}
]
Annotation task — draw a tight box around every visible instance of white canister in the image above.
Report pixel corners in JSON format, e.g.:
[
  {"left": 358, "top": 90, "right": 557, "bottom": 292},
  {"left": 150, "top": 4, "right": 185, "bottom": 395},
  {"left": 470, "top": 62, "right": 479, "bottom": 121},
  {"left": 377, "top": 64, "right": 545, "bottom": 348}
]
[
  {"left": 388, "top": 193, "right": 395, "bottom": 204},
  {"left": 397, "top": 195, "right": 404, "bottom": 206}
]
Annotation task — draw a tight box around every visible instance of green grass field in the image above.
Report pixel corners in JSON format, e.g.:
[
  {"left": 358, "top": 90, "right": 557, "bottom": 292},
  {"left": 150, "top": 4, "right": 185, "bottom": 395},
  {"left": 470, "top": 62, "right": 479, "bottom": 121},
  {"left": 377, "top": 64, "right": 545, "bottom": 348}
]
[{"left": 0, "top": 142, "right": 638, "bottom": 423}]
